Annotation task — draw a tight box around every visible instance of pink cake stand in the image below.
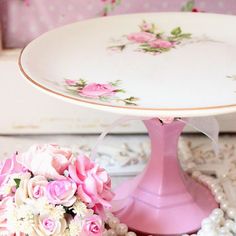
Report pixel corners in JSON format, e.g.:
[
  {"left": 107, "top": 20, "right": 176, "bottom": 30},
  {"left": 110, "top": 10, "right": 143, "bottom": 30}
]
[{"left": 19, "top": 13, "right": 236, "bottom": 235}]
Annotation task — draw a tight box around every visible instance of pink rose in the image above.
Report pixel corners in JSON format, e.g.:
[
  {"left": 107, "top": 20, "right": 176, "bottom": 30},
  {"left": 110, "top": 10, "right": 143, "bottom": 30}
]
[
  {"left": 68, "top": 154, "right": 95, "bottom": 184},
  {"left": 42, "top": 218, "right": 55, "bottom": 233},
  {"left": 17, "top": 144, "right": 72, "bottom": 179},
  {"left": 34, "top": 215, "right": 67, "bottom": 236},
  {"left": 69, "top": 155, "right": 114, "bottom": 208},
  {"left": 0, "top": 154, "right": 25, "bottom": 186},
  {"left": 46, "top": 179, "right": 77, "bottom": 207},
  {"left": 82, "top": 215, "right": 103, "bottom": 236},
  {"left": 28, "top": 176, "right": 48, "bottom": 199},
  {"left": 65, "top": 79, "right": 77, "bottom": 86},
  {"left": 148, "top": 39, "right": 173, "bottom": 48},
  {"left": 79, "top": 83, "right": 116, "bottom": 98},
  {"left": 127, "top": 32, "right": 156, "bottom": 43}
]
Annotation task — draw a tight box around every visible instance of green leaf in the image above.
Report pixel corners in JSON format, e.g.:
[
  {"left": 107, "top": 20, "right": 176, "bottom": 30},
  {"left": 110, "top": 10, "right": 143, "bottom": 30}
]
[
  {"left": 114, "top": 89, "right": 125, "bottom": 93},
  {"left": 171, "top": 27, "right": 182, "bottom": 36},
  {"left": 125, "top": 96, "right": 139, "bottom": 101},
  {"left": 168, "top": 32, "right": 191, "bottom": 42},
  {"left": 179, "top": 33, "right": 192, "bottom": 38},
  {"left": 14, "top": 178, "right": 21, "bottom": 189},
  {"left": 140, "top": 43, "right": 150, "bottom": 47},
  {"left": 124, "top": 97, "right": 139, "bottom": 105},
  {"left": 141, "top": 46, "right": 171, "bottom": 53},
  {"left": 110, "top": 80, "right": 122, "bottom": 86},
  {"left": 99, "top": 96, "right": 110, "bottom": 102},
  {"left": 77, "top": 79, "right": 87, "bottom": 86}
]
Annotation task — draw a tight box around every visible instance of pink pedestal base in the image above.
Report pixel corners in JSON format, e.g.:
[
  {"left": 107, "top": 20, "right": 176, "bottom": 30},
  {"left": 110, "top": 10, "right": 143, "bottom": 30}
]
[{"left": 112, "top": 119, "right": 218, "bottom": 235}]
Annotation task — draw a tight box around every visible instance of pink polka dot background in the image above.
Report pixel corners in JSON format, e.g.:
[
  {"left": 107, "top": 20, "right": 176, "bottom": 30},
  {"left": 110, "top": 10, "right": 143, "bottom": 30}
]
[{"left": 0, "top": 0, "right": 236, "bottom": 48}]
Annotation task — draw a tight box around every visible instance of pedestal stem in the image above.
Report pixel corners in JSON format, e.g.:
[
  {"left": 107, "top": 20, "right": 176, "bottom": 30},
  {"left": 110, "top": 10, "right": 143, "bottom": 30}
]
[
  {"left": 140, "top": 119, "right": 186, "bottom": 198},
  {"left": 113, "top": 119, "right": 217, "bottom": 235}
]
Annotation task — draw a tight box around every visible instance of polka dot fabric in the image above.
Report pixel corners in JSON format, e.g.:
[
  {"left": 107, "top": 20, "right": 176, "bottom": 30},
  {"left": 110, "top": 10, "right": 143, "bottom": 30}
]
[{"left": 0, "top": 0, "right": 236, "bottom": 48}]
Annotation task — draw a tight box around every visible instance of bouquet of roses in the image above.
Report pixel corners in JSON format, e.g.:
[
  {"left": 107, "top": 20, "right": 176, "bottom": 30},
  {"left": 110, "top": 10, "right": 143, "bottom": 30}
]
[{"left": 0, "top": 144, "right": 114, "bottom": 236}]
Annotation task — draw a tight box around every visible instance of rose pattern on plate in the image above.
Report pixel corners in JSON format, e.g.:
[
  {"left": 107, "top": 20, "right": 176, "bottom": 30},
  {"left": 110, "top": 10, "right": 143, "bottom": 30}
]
[
  {"left": 65, "top": 79, "right": 139, "bottom": 106},
  {"left": 108, "top": 20, "right": 192, "bottom": 54}
]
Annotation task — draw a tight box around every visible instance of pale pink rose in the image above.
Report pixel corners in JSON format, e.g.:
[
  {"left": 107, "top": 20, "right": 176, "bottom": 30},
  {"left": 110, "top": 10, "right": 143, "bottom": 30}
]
[
  {"left": 41, "top": 218, "right": 56, "bottom": 233},
  {"left": 28, "top": 176, "right": 48, "bottom": 199},
  {"left": 65, "top": 79, "right": 77, "bottom": 86},
  {"left": 34, "top": 215, "right": 67, "bottom": 236},
  {"left": 69, "top": 155, "right": 114, "bottom": 208},
  {"left": 0, "top": 154, "right": 25, "bottom": 186},
  {"left": 46, "top": 179, "right": 76, "bottom": 207},
  {"left": 127, "top": 32, "right": 156, "bottom": 43},
  {"left": 15, "top": 172, "right": 31, "bottom": 206},
  {"left": 148, "top": 39, "right": 173, "bottom": 48},
  {"left": 79, "top": 83, "right": 116, "bottom": 98},
  {"left": 82, "top": 215, "right": 103, "bottom": 236},
  {"left": 17, "top": 144, "right": 72, "bottom": 179}
]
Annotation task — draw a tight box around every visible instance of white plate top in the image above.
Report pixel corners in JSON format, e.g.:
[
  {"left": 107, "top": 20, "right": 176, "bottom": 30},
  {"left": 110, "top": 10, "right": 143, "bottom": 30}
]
[{"left": 19, "top": 13, "right": 236, "bottom": 118}]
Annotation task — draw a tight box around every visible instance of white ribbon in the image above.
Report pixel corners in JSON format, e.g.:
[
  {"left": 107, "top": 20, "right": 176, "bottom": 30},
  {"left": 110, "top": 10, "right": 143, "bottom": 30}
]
[
  {"left": 91, "top": 116, "right": 219, "bottom": 160},
  {"left": 179, "top": 117, "right": 219, "bottom": 155}
]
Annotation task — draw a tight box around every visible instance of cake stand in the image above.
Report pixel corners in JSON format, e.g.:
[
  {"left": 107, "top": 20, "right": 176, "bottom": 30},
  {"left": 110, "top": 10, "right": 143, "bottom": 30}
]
[{"left": 19, "top": 13, "right": 236, "bottom": 235}]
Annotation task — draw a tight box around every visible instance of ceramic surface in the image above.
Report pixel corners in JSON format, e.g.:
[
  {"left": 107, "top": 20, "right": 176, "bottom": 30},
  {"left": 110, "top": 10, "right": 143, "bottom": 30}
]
[{"left": 19, "top": 13, "right": 236, "bottom": 117}]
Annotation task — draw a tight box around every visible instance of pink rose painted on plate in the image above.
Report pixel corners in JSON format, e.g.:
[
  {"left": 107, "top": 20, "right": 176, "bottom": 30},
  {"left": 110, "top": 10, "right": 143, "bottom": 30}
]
[
  {"left": 80, "top": 83, "right": 116, "bottom": 98},
  {"left": 148, "top": 39, "right": 173, "bottom": 49},
  {"left": 109, "top": 20, "right": 192, "bottom": 54},
  {"left": 65, "top": 79, "right": 139, "bottom": 106},
  {"left": 127, "top": 32, "right": 156, "bottom": 43}
]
